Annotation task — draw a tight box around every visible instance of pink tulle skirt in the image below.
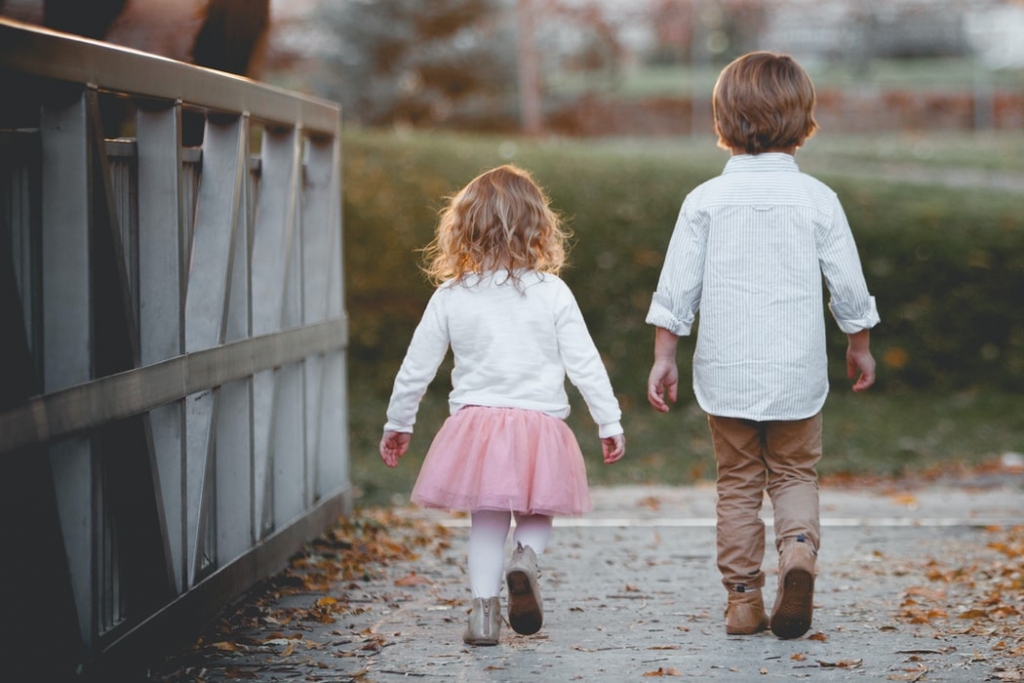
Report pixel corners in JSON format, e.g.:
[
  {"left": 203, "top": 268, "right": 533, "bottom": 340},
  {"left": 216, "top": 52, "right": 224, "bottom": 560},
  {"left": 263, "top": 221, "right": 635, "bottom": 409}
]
[{"left": 411, "top": 406, "right": 592, "bottom": 516}]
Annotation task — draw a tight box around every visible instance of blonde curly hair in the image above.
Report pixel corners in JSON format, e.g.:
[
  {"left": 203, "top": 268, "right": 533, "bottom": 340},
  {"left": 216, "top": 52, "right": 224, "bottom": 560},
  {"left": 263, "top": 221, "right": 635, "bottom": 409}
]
[{"left": 422, "top": 165, "right": 569, "bottom": 286}]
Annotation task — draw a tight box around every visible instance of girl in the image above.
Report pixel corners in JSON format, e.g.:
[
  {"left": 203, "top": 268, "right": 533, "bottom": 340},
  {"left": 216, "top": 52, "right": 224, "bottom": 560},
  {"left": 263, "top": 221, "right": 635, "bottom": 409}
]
[{"left": 380, "top": 164, "right": 625, "bottom": 646}]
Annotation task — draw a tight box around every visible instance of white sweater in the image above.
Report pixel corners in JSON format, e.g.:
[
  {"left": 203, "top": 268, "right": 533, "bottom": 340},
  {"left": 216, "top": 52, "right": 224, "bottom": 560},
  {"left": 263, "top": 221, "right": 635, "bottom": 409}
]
[{"left": 384, "top": 271, "right": 623, "bottom": 438}]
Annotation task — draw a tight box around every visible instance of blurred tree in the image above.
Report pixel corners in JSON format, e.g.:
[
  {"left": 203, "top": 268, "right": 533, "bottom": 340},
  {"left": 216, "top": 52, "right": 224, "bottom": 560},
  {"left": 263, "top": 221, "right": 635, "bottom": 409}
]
[
  {"left": 517, "top": 0, "right": 542, "bottom": 134},
  {"left": 646, "top": 0, "right": 767, "bottom": 66},
  {"left": 317, "top": 0, "right": 518, "bottom": 129},
  {"left": 543, "top": 1, "right": 624, "bottom": 80}
]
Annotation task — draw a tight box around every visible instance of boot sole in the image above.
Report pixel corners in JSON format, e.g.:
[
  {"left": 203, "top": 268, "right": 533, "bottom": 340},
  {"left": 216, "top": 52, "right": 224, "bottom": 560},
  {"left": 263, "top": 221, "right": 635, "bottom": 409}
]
[
  {"left": 771, "top": 568, "right": 814, "bottom": 639},
  {"left": 507, "top": 569, "right": 543, "bottom": 635},
  {"left": 463, "top": 636, "right": 498, "bottom": 646},
  {"left": 726, "top": 616, "right": 769, "bottom": 635}
]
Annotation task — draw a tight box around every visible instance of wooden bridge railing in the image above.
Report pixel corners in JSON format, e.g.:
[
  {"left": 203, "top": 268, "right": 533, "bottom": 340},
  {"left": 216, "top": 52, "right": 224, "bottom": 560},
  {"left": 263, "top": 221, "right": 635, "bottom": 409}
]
[{"left": 0, "top": 17, "right": 350, "bottom": 679}]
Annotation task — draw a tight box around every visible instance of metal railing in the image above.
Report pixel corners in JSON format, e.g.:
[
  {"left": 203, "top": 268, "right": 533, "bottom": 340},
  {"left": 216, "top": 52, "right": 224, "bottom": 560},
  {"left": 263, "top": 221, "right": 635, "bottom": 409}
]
[{"left": 0, "top": 17, "right": 350, "bottom": 677}]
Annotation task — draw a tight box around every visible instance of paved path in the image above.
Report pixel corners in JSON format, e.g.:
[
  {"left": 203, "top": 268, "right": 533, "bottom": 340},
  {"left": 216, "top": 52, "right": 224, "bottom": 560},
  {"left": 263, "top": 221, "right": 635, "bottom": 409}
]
[{"left": 148, "top": 477, "right": 1024, "bottom": 682}]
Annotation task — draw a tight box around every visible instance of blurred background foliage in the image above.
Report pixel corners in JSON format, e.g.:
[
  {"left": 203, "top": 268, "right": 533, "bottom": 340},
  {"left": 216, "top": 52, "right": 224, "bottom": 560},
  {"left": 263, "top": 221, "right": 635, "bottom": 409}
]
[
  {"left": 342, "top": 129, "right": 1024, "bottom": 504},
  {"left": 281, "top": 0, "right": 1024, "bottom": 134},
  {"left": 314, "top": 0, "right": 521, "bottom": 130},
  {"left": 261, "top": 0, "right": 1024, "bottom": 504},
  {"left": 343, "top": 129, "right": 1024, "bottom": 397}
]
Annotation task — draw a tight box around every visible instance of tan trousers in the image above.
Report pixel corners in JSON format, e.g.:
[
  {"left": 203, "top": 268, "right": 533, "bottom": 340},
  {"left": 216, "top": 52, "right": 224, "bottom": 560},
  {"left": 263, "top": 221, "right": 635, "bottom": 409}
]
[{"left": 707, "top": 412, "right": 822, "bottom": 591}]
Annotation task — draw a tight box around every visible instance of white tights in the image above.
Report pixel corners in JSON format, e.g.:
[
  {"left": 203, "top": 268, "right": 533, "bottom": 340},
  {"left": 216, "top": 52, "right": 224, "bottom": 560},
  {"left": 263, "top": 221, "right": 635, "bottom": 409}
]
[{"left": 468, "top": 510, "right": 552, "bottom": 598}]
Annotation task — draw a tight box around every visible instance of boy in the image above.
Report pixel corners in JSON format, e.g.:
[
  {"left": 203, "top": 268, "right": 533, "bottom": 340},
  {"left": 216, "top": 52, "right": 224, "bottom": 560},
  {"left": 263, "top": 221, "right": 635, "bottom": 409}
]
[{"left": 645, "top": 52, "right": 879, "bottom": 639}]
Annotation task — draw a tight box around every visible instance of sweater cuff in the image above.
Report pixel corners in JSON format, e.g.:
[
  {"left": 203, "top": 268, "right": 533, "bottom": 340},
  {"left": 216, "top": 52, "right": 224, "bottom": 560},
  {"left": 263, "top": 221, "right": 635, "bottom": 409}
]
[
  {"left": 598, "top": 421, "right": 624, "bottom": 439},
  {"left": 383, "top": 422, "right": 414, "bottom": 434}
]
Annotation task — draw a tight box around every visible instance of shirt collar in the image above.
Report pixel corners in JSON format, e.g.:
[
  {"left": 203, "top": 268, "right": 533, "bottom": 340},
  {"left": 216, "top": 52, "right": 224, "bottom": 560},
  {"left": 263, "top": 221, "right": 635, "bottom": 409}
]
[{"left": 722, "top": 153, "right": 799, "bottom": 174}]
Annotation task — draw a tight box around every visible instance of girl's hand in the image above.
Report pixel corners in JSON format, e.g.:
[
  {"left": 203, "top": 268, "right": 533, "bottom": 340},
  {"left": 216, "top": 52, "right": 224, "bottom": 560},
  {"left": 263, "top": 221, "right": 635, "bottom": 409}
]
[
  {"left": 602, "top": 434, "right": 625, "bottom": 464},
  {"left": 380, "top": 430, "right": 411, "bottom": 468}
]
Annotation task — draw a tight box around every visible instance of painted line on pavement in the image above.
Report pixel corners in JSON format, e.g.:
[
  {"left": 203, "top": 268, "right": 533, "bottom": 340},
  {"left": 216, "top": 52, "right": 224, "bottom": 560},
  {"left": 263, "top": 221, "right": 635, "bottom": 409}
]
[{"left": 434, "top": 517, "right": 1015, "bottom": 529}]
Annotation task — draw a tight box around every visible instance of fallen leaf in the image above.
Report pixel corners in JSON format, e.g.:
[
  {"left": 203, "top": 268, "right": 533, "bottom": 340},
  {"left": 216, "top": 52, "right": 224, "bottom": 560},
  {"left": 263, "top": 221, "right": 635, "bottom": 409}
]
[
  {"left": 889, "top": 493, "right": 918, "bottom": 508},
  {"left": 817, "top": 659, "right": 863, "bottom": 668},
  {"left": 394, "top": 572, "right": 433, "bottom": 586},
  {"left": 957, "top": 608, "right": 989, "bottom": 620},
  {"left": 991, "top": 671, "right": 1024, "bottom": 682},
  {"left": 887, "top": 663, "right": 928, "bottom": 681},
  {"left": 638, "top": 496, "right": 662, "bottom": 511},
  {"left": 642, "top": 667, "right": 682, "bottom": 677}
]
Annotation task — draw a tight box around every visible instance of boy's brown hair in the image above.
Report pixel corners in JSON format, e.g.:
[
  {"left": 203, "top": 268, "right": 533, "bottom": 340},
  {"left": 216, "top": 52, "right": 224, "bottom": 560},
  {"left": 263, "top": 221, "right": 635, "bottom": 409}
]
[{"left": 713, "top": 51, "right": 818, "bottom": 155}]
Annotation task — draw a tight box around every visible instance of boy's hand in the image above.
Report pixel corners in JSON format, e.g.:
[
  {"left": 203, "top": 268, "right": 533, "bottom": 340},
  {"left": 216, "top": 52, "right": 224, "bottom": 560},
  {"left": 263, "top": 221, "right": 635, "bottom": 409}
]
[
  {"left": 847, "top": 347, "right": 876, "bottom": 392},
  {"left": 379, "top": 430, "right": 411, "bottom": 468},
  {"left": 602, "top": 434, "right": 625, "bottom": 464},
  {"left": 846, "top": 329, "right": 876, "bottom": 392},
  {"left": 648, "top": 358, "right": 679, "bottom": 413}
]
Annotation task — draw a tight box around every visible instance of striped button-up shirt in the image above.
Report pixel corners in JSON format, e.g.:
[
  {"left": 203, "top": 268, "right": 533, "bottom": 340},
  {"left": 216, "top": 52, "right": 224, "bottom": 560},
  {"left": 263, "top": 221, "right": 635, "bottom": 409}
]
[{"left": 646, "top": 153, "right": 880, "bottom": 421}]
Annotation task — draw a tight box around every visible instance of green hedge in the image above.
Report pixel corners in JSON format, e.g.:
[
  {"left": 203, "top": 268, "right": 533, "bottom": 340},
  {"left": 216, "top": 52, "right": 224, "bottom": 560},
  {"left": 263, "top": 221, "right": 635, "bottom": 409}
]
[
  {"left": 825, "top": 178, "right": 1024, "bottom": 391},
  {"left": 343, "top": 129, "right": 1024, "bottom": 398}
]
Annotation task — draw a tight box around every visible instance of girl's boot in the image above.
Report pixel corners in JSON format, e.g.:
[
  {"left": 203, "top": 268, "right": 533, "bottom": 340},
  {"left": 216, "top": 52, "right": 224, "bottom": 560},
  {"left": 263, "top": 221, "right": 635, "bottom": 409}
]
[
  {"left": 463, "top": 596, "right": 501, "bottom": 645},
  {"left": 506, "top": 542, "right": 543, "bottom": 635}
]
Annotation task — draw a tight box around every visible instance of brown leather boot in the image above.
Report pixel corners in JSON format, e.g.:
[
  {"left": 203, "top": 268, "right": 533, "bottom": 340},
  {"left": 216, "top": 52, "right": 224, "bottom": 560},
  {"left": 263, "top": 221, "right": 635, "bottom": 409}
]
[
  {"left": 463, "top": 596, "right": 501, "bottom": 646},
  {"left": 771, "top": 535, "right": 817, "bottom": 639},
  {"left": 725, "top": 584, "right": 769, "bottom": 635}
]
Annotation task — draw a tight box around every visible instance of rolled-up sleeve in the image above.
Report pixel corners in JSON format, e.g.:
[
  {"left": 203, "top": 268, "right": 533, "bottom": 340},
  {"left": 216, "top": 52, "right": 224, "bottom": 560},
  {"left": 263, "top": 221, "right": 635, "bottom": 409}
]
[
  {"left": 645, "top": 200, "right": 706, "bottom": 336},
  {"left": 829, "top": 295, "right": 880, "bottom": 334},
  {"left": 646, "top": 291, "right": 695, "bottom": 336},
  {"left": 819, "top": 197, "right": 880, "bottom": 334}
]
